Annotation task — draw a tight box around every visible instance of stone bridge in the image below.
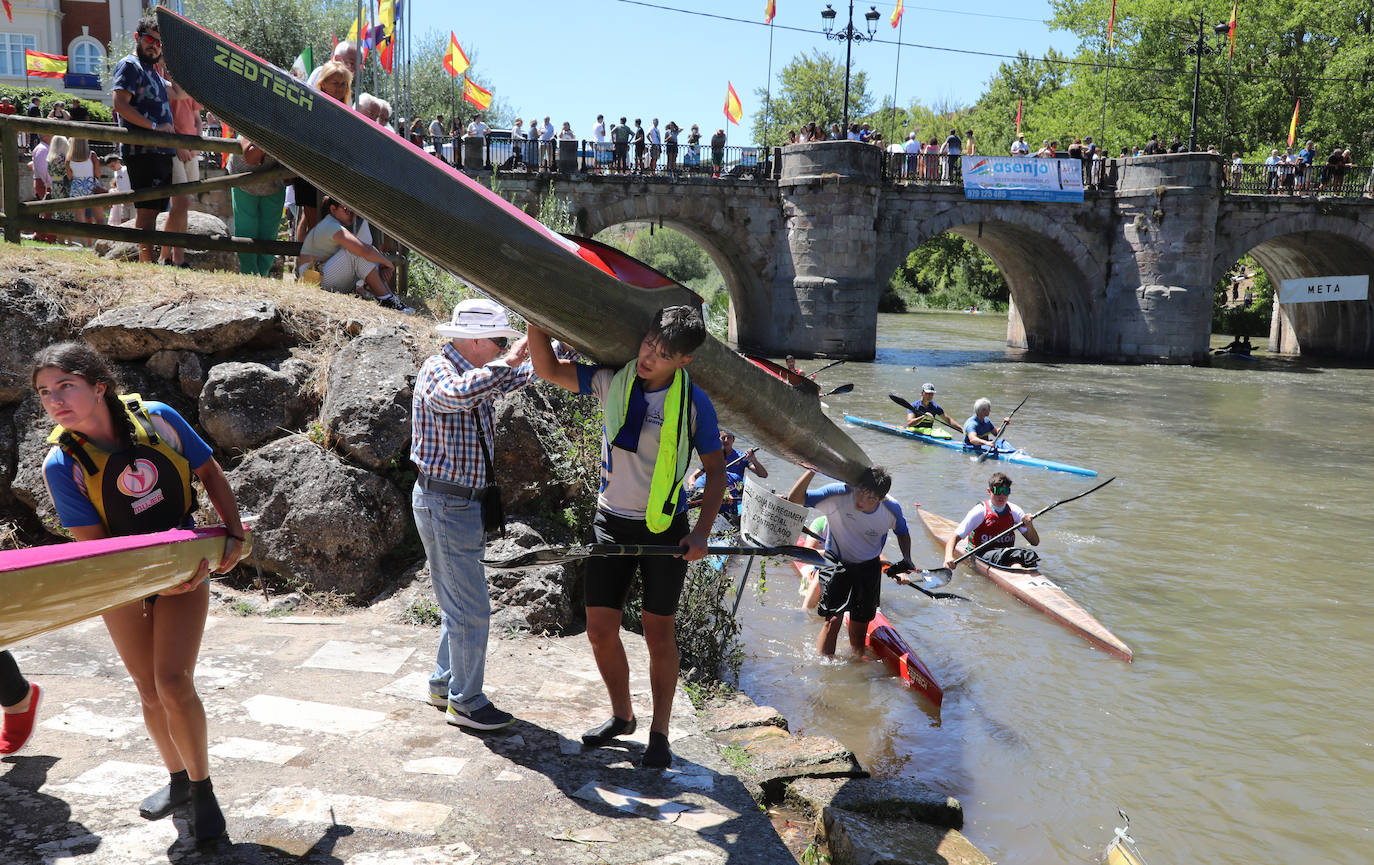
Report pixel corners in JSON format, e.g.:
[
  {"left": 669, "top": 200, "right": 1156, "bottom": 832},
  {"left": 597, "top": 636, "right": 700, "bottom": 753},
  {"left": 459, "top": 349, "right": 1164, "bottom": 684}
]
[{"left": 491, "top": 143, "right": 1374, "bottom": 362}]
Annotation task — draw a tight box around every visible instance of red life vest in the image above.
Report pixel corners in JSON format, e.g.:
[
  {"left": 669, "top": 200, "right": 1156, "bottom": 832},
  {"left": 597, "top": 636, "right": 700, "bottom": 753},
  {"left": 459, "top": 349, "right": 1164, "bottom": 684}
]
[{"left": 969, "top": 500, "right": 1016, "bottom": 550}]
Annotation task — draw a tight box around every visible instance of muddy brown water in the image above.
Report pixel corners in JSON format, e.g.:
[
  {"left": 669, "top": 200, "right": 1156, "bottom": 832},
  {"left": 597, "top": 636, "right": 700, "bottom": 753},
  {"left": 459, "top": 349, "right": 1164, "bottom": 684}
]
[{"left": 731, "top": 311, "right": 1372, "bottom": 865}]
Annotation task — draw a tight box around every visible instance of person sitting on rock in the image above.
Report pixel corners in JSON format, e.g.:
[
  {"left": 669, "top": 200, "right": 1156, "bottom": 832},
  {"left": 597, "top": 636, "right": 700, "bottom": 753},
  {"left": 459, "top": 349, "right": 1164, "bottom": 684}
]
[{"left": 296, "top": 195, "right": 412, "bottom": 313}]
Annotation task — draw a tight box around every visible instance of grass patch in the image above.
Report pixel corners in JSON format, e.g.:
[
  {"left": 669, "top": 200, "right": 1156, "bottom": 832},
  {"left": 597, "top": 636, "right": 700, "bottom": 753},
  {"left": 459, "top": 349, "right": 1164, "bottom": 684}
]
[
  {"left": 719, "top": 744, "right": 752, "bottom": 772},
  {"left": 400, "top": 597, "right": 442, "bottom": 627}
]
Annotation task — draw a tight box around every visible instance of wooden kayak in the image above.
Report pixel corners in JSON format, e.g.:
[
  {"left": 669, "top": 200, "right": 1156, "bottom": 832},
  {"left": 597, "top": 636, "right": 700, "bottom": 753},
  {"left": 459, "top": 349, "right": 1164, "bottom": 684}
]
[
  {"left": 916, "top": 507, "right": 1132, "bottom": 661},
  {"left": 792, "top": 532, "right": 944, "bottom": 705},
  {"left": 0, "top": 526, "right": 252, "bottom": 649},
  {"left": 155, "top": 9, "right": 870, "bottom": 485}
]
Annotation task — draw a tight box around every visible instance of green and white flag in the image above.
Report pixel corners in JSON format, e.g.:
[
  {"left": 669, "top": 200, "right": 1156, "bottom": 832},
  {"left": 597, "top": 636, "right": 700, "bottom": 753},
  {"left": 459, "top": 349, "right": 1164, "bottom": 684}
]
[{"left": 290, "top": 45, "right": 314, "bottom": 80}]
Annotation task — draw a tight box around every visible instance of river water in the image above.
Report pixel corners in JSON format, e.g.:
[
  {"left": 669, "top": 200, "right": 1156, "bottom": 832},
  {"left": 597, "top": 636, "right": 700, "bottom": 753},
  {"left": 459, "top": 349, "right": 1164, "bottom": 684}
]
[{"left": 732, "top": 312, "right": 1373, "bottom": 865}]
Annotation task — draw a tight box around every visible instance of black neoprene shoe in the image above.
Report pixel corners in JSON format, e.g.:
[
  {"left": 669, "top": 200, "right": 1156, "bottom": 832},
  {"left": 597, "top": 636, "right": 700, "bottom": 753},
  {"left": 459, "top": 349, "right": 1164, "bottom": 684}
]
[
  {"left": 138, "top": 772, "right": 191, "bottom": 820},
  {"left": 641, "top": 731, "right": 672, "bottom": 769},
  {"left": 581, "top": 715, "right": 636, "bottom": 747}
]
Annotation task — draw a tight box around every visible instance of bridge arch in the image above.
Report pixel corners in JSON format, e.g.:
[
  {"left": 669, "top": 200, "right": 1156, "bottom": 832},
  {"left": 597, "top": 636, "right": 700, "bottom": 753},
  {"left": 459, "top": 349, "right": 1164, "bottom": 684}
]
[
  {"left": 573, "top": 187, "right": 779, "bottom": 345},
  {"left": 1211, "top": 213, "right": 1374, "bottom": 357},
  {"left": 876, "top": 201, "right": 1106, "bottom": 357}
]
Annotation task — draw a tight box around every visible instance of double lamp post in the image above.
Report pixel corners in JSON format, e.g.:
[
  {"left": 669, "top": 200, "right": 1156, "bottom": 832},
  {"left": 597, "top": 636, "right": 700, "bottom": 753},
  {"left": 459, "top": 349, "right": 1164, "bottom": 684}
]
[{"left": 820, "top": 2, "right": 880, "bottom": 135}]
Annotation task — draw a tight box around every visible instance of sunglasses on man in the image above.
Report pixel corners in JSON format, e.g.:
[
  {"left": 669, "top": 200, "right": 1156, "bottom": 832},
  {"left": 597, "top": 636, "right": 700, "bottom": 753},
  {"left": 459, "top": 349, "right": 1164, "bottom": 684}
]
[{"left": 488, "top": 337, "right": 508, "bottom": 350}]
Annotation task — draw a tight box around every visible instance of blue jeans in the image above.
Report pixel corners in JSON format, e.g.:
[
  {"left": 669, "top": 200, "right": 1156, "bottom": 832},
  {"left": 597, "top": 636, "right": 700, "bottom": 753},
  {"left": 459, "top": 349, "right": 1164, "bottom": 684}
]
[{"left": 412, "top": 485, "right": 491, "bottom": 713}]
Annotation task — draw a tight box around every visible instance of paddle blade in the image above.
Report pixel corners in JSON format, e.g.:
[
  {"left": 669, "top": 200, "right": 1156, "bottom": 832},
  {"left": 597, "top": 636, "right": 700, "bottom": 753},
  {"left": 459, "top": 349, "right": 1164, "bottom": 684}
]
[
  {"left": 825, "top": 383, "right": 854, "bottom": 396},
  {"left": 888, "top": 392, "right": 916, "bottom": 412},
  {"left": 914, "top": 566, "right": 954, "bottom": 589}
]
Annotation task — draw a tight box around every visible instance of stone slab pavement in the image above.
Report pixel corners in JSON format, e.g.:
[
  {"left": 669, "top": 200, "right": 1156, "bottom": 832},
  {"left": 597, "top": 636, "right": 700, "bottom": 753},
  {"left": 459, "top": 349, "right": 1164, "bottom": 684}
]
[{"left": 1, "top": 604, "right": 800, "bottom": 865}]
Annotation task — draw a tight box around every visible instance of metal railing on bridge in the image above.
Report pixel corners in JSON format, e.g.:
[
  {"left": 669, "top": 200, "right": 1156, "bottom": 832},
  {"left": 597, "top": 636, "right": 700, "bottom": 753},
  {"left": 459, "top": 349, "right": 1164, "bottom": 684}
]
[
  {"left": 419, "top": 135, "right": 777, "bottom": 181},
  {"left": 877, "top": 150, "right": 1116, "bottom": 190},
  {"left": 1224, "top": 161, "right": 1374, "bottom": 198}
]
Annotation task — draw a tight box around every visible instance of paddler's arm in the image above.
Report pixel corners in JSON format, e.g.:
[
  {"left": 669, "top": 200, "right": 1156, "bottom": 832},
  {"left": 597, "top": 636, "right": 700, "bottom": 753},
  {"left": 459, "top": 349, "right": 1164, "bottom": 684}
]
[
  {"left": 684, "top": 448, "right": 726, "bottom": 561},
  {"left": 943, "top": 530, "right": 963, "bottom": 571},
  {"left": 786, "top": 469, "right": 815, "bottom": 506},
  {"left": 893, "top": 532, "right": 914, "bottom": 572},
  {"left": 526, "top": 324, "right": 579, "bottom": 392},
  {"left": 194, "top": 457, "right": 245, "bottom": 574},
  {"left": 1018, "top": 510, "right": 1040, "bottom": 546},
  {"left": 745, "top": 447, "right": 768, "bottom": 478}
]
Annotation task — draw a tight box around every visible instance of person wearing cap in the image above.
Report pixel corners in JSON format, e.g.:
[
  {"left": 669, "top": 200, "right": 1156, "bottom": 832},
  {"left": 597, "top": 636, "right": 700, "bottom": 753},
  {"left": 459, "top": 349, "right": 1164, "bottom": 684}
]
[
  {"left": 935, "top": 472, "right": 1039, "bottom": 573},
  {"left": 526, "top": 306, "right": 727, "bottom": 770},
  {"left": 905, "top": 383, "right": 958, "bottom": 438},
  {"left": 685, "top": 429, "right": 767, "bottom": 522},
  {"left": 411, "top": 298, "right": 532, "bottom": 732}
]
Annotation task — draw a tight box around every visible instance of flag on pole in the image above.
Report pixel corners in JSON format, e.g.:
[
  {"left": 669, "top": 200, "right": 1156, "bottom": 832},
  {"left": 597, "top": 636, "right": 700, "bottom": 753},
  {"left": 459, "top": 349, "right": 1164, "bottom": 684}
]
[
  {"left": 24, "top": 50, "right": 67, "bottom": 78},
  {"left": 764, "top": 0, "right": 775, "bottom": 24},
  {"left": 1015, "top": 98, "right": 1022, "bottom": 135},
  {"left": 290, "top": 45, "right": 314, "bottom": 80},
  {"left": 724, "top": 82, "right": 743, "bottom": 125},
  {"left": 890, "top": 0, "right": 904, "bottom": 27},
  {"left": 377, "top": 0, "right": 396, "bottom": 72},
  {"left": 1227, "top": 0, "right": 1238, "bottom": 57},
  {"left": 443, "top": 32, "right": 470, "bottom": 77},
  {"left": 1287, "top": 99, "right": 1299, "bottom": 147},
  {"left": 1107, "top": 0, "right": 1117, "bottom": 48},
  {"left": 462, "top": 78, "right": 492, "bottom": 110},
  {"left": 345, "top": 15, "right": 368, "bottom": 64},
  {"left": 2, "top": 1, "right": 12, "bottom": 24}
]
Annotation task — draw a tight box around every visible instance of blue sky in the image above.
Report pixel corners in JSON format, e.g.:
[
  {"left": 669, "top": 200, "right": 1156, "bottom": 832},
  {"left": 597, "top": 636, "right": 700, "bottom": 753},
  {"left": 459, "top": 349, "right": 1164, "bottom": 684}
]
[{"left": 410, "top": 0, "right": 1083, "bottom": 138}]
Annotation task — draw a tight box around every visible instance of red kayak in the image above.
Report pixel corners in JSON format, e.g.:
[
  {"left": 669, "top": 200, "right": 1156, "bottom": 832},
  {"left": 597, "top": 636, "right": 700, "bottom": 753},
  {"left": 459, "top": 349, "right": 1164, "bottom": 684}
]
[
  {"left": 791, "top": 535, "right": 943, "bottom": 706},
  {"left": 745, "top": 356, "right": 821, "bottom": 397}
]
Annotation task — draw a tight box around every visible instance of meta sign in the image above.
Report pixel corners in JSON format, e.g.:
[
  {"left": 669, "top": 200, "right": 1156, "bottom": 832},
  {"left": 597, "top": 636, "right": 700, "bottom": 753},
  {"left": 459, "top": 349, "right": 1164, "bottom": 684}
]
[
  {"left": 1277, "top": 275, "right": 1369, "bottom": 304},
  {"left": 961, "top": 156, "right": 1085, "bottom": 203}
]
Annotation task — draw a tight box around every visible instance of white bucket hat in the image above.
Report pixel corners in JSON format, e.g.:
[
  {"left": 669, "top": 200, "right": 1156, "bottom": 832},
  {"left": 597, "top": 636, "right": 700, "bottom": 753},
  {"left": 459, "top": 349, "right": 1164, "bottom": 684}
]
[{"left": 436, "top": 298, "right": 523, "bottom": 341}]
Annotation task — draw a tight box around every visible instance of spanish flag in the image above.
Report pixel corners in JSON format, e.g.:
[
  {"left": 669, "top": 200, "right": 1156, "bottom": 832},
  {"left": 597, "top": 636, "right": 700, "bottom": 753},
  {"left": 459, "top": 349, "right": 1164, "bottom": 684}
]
[
  {"left": 3, "top": 0, "right": 12, "bottom": 24},
  {"left": 25, "top": 50, "right": 67, "bottom": 79},
  {"left": 1107, "top": 0, "right": 1116, "bottom": 49},
  {"left": 890, "top": 0, "right": 904, "bottom": 27},
  {"left": 462, "top": 78, "right": 492, "bottom": 111},
  {"left": 443, "top": 32, "right": 470, "bottom": 78},
  {"left": 724, "top": 82, "right": 742, "bottom": 125},
  {"left": 1227, "top": 0, "right": 1238, "bottom": 58},
  {"left": 1287, "top": 99, "right": 1299, "bottom": 147},
  {"left": 764, "top": 0, "right": 775, "bottom": 24}
]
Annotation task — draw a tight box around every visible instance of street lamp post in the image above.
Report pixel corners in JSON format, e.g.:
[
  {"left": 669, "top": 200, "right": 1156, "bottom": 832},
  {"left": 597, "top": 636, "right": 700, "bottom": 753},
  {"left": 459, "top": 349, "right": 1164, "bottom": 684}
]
[
  {"left": 820, "top": 2, "right": 880, "bottom": 135},
  {"left": 1185, "top": 13, "right": 1233, "bottom": 152}
]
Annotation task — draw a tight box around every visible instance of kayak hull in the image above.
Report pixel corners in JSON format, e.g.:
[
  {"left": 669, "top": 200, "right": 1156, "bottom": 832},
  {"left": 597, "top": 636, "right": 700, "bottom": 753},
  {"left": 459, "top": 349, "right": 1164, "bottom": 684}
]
[
  {"left": 1, "top": 526, "right": 251, "bottom": 649},
  {"left": 916, "top": 508, "right": 1131, "bottom": 661},
  {"left": 156, "top": 10, "right": 869, "bottom": 484},
  {"left": 843, "top": 414, "right": 1098, "bottom": 477},
  {"left": 792, "top": 536, "right": 944, "bottom": 705}
]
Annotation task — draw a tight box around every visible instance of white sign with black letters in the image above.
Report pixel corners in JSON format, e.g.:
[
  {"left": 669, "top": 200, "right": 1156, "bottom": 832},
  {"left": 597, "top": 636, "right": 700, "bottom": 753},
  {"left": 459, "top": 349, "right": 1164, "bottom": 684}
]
[
  {"left": 1278, "top": 275, "right": 1369, "bottom": 304},
  {"left": 739, "top": 476, "right": 809, "bottom": 547}
]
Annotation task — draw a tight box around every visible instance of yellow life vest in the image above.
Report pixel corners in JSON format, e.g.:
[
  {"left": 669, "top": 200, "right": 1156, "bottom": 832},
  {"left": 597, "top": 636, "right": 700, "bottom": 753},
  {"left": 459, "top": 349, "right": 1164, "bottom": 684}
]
[
  {"left": 47, "top": 394, "right": 196, "bottom": 536},
  {"left": 604, "top": 361, "right": 694, "bottom": 532}
]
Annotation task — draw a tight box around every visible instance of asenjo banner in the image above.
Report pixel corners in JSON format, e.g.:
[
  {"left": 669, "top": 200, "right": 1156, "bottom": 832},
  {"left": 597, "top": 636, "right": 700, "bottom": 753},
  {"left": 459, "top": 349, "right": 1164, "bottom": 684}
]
[
  {"left": 1278, "top": 275, "right": 1369, "bottom": 304},
  {"left": 962, "top": 156, "right": 1084, "bottom": 203}
]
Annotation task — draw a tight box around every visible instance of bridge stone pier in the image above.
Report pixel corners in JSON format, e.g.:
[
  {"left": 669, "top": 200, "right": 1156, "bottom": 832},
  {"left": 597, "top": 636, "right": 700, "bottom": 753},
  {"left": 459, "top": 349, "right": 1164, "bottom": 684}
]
[{"left": 488, "top": 143, "right": 1374, "bottom": 362}]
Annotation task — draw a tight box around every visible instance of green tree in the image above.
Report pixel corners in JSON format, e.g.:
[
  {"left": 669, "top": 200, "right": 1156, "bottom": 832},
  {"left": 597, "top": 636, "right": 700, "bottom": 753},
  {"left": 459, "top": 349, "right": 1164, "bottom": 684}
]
[
  {"left": 968, "top": 50, "right": 1071, "bottom": 155},
  {"left": 889, "top": 234, "right": 1009, "bottom": 311},
  {"left": 753, "top": 49, "right": 872, "bottom": 146}
]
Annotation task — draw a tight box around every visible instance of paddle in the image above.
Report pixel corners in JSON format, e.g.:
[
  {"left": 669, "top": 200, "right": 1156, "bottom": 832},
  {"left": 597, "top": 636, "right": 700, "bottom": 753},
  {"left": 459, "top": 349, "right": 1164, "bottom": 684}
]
[
  {"left": 887, "top": 393, "right": 966, "bottom": 436},
  {"left": 730, "top": 554, "right": 757, "bottom": 617},
  {"left": 976, "top": 394, "right": 1030, "bottom": 463},
  {"left": 809, "top": 359, "right": 845, "bottom": 377},
  {"left": 797, "top": 525, "right": 969, "bottom": 602},
  {"left": 914, "top": 476, "right": 1116, "bottom": 588},
  {"left": 481, "top": 542, "right": 832, "bottom": 570},
  {"left": 824, "top": 383, "right": 854, "bottom": 396}
]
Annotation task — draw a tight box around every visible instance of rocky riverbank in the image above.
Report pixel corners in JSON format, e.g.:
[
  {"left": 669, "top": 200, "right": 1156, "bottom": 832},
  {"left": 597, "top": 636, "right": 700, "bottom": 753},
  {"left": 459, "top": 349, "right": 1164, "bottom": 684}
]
[{"left": 0, "top": 248, "right": 990, "bottom": 863}]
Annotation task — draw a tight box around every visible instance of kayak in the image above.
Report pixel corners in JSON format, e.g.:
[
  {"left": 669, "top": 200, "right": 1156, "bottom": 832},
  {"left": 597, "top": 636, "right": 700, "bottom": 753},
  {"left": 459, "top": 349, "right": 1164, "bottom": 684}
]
[
  {"left": 744, "top": 355, "right": 820, "bottom": 395},
  {"left": 843, "top": 414, "right": 1098, "bottom": 478},
  {"left": 156, "top": 10, "right": 871, "bottom": 486},
  {"left": 792, "top": 533, "right": 944, "bottom": 705},
  {"left": 916, "top": 508, "right": 1132, "bottom": 661}
]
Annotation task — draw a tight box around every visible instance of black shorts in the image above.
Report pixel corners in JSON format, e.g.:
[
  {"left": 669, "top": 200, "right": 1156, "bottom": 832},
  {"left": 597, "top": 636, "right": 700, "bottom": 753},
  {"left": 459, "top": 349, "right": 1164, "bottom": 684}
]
[
  {"left": 126, "top": 153, "right": 173, "bottom": 212},
  {"left": 291, "top": 176, "right": 318, "bottom": 209},
  {"left": 588, "top": 509, "right": 690, "bottom": 617},
  {"left": 817, "top": 556, "right": 883, "bottom": 623}
]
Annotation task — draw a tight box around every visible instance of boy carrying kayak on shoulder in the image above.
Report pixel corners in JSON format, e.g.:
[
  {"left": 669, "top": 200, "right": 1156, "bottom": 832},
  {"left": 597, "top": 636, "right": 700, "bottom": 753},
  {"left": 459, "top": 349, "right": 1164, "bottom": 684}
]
[{"left": 527, "top": 306, "right": 726, "bottom": 770}]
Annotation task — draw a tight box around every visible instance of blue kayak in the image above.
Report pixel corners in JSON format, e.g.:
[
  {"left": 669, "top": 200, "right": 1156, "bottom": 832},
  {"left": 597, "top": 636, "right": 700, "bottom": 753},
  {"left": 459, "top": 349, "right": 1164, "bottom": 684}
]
[{"left": 842, "top": 415, "right": 1098, "bottom": 478}]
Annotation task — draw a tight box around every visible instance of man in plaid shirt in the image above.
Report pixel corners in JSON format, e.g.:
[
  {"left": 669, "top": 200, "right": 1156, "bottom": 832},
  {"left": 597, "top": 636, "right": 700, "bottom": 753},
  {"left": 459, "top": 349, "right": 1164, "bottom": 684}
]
[{"left": 411, "top": 298, "right": 531, "bottom": 731}]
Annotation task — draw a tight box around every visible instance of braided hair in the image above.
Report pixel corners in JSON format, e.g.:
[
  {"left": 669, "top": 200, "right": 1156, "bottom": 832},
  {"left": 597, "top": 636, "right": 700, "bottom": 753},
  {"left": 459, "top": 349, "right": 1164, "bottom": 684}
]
[{"left": 31, "top": 341, "right": 135, "bottom": 448}]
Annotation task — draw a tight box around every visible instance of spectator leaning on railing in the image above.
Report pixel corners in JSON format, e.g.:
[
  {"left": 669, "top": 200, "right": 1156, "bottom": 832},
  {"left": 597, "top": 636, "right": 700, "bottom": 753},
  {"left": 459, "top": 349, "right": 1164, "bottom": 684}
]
[{"left": 111, "top": 13, "right": 176, "bottom": 264}]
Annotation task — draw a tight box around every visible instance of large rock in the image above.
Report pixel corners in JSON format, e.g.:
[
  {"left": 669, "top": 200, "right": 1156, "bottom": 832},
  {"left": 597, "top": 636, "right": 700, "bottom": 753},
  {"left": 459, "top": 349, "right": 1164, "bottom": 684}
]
[
  {"left": 823, "top": 808, "right": 992, "bottom": 865},
  {"left": 482, "top": 518, "right": 580, "bottom": 635},
  {"left": 199, "top": 359, "right": 315, "bottom": 453},
  {"left": 787, "top": 776, "right": 964, "bottom": 829},
  {"left": 0, "top": 278, "right": 75, "bottom": 405},
  {"left": 228, "top": 438, "right": 408, "bottom": 599},
  {"left": 492, "top": 385, "right": 583, "bottom": 514},
  {"left": 320, "top": 325, "right": 426, "bottom": 469},
  {"left": 9, "top": 393, "right": 62, "bottom": 532},
  {"left": 96, "top": 210, "right": 239, "bottom": 273},
  {"left": 83, "top": 298, "right": 284, "bottom": 360}
]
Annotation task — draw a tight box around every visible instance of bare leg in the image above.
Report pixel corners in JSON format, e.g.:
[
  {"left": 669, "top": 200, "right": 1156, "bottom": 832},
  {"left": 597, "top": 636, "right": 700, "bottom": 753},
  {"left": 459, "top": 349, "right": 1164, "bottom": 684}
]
[
  {"left": 846, "top": 617, "right": 869, "bottom": 655},
  {"left": 161, "top": 195, "right": 190, "bottom": 265},
  {"left": 586, "top": 606, "right": 633, "bottom": 722},
  {"left": 817, "top": 616, "right": 844, "bottom": 655},
  {"left": 135, "top": 209, "right": 158, "bottom": 263},
  {"left": 640, "top": 611, "right": 678, "bottom": 734}
]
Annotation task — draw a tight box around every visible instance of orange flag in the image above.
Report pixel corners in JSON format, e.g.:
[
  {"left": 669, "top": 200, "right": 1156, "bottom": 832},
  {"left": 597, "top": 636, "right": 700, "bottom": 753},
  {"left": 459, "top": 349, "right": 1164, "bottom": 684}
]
[
  {"left": 3, "top": 1, "right": 12, "bottom": 23},
  {"left": 443, "top": 32, "right": 470, "bottom": 78},
  {"left": 1227, "top": 0, "right": 1238, "bottom": 57},
  {"left": 724, "top": 82, "right": 743, "bottom": 125},
  {"left": 764, "top": 0, "right": 775, "bottom": 24},
  {"left": 890, "top": 0, "right": 904, "bottom": 27},
  {"left": 462, "top": 79, "right": 492, "bottom": 111},
  {"left": 1287, "top": 99, "right": 1299, "bottom": 147}
]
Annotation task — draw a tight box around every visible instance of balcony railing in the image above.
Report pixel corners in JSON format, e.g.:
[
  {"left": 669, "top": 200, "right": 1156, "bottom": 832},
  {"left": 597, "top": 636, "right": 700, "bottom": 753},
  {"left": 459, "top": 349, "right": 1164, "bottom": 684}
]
[{"left": 419, "top": 136, "right": 776, "bottom": 180}]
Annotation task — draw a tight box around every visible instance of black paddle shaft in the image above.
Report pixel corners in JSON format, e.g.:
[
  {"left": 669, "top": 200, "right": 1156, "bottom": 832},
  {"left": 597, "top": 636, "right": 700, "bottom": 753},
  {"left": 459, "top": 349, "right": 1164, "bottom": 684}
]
[
  {"left": 946, "top": 475, "right": 1116, "bottom": 570},
  {"left": 887, "top": 393, "right": 965, "bottom": 435}
]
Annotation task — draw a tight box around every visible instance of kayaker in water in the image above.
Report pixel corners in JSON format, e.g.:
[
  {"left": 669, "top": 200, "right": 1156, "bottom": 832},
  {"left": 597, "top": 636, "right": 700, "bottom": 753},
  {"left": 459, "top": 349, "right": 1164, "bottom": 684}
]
[
  {"left": 686, "top": 429, "right": 767, "bottom": 522},
  {"left": 786, "top": 467, "right": 914, "bottom": 656},
  {"left": 905, "top": 382, "right": 958, "bottom": 436},
  {"left": 963, "top": 398, "right": 1008, "bottom": 453},
  {"left": 1219, "top": 335, "right": 1253, "bottom": 356},
  {"left": 939, "top": 471, "right": 1039, "bottom": 571}
]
